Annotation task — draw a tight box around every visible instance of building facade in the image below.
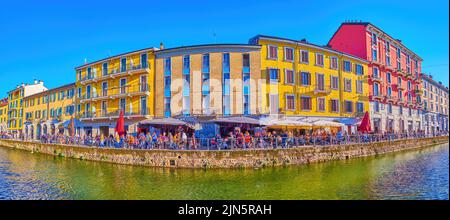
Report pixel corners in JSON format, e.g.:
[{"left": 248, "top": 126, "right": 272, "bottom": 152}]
[
  {"left": 421, "top": 74, "right": 449, "bottom": 134},
  {"left": 249, "top": 35, "right": 369, "bottom": 129},
  {"left": 75, "top": 47, "right": 157, "bottom": 137},
  {"left": 154, "top": 44, "right": 263, "bottom": 118},
  {"left": 0, "top": 98, "right": 8, "bottom": 132},
  {"left": 328, "top": 22, "right": 423, "bottom": 133},
  {"left": 22, "top": 83, "right": 76, "bottom": 139},
  {"left": 6, "top": 80, "right": 47, "bottom": 136}
]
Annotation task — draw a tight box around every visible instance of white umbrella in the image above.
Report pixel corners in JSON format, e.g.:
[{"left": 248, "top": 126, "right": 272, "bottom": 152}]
[{"left": 312, "top": 120, "right": 344, "bottom": 127}]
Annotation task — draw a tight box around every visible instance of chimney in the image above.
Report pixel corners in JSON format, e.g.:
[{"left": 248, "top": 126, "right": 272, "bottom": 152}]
[
  {"left": 397, "top": 39, "right": 402, "bottom": 43},
  {"left": 160, "top": 42, "right": 164, "bottom": 50},
  {"left": 300, "top": 38, "right": 307, "bottom": 43}
]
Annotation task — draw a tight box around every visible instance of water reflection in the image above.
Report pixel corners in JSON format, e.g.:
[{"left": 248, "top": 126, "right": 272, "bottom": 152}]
[{"left": 0, "top": 144, "right": 448, "bottom": 200}]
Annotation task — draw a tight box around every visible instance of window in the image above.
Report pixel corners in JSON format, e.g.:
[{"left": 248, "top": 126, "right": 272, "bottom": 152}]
[
  {"left": 164, "top": 57, "right": 171, "bottom": 75},
  {"left": 345, "top": 101, "right": 353, "bottom": 113},
  {"left": 344, "top": 78, "right": 352, "bottom": 92},
  {"left": 387, "top": 72, "right": 391, "bottom": 83},
  {"left": 399, "top": 106, "right": 403, "bottom": 115},
  {"left": 316, "top": 73, "right": 325, "bottom": 91},
  {"left": 408, "top": 108, "right": 412, "bottom": 116},
  {"left": 372, "top": 49, "right": 377, "bottom": 61},
  {"left": 284, "top": 47, "right": 294, "bottom": 62},
  {"left": 387, "top": 87, "right": 392, "bottom": 96},
  {"left": 407, "top": 81, "right": 411, "bottom": 90},
  {"left": 356, "top": 80, "right": 363, "bottom": 94},
  {"left": 300, "top": 72, "right": 310, "bottom": 86},
  {"left": 355, "top": 64, "right": 364, "bottom": 75},
  {"left": 387, "top": 103, "right": 392, "bottom": 113},
  {"left": 300, "top": 50, "right": 309, "bottom": 63},
  {"left": 331, "top": 76, "right": 339, "bottom": 90},
  {"left": 300, "top": 96, "right": 311, "bottom": 111},
  {"left": 285, "top": 94, "right": 295, "bottom": 110},
  {"left": 269, "top": 68, "right": 279, "bottom": 83},
  {"left": 331, "top": 99, "right": 339, "bottom": 112},
  {"left": 343, "top": 60, "right": 351, "bottom": 72},
  {"left": 317, "top": 98, "right": 325, "bottom": 112},
  {"left": 315, "top": 53, "right": 324, "bottom": 66},
  {"left": 330, "top": 57, "right": 338, "bottom": 69},
  {"left": 268, "top": 45, "right": 278, "bottom": 59},
  {"left": 285, "top": 69, "right": 294, "bottom": 85},
  {"left": 120, "top": 57, "right": 127, "bottom": 72}
]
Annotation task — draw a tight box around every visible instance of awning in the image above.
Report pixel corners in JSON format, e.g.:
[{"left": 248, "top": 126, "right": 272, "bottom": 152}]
[
  {"left": 210, "top": 116, "right": 263, "bottom": 125},
  {"left": 312, "top": 120, "right": 345, "bottom": 127},
  {"left": 139, "top": 117, "right": 189, "bottom": 126}
]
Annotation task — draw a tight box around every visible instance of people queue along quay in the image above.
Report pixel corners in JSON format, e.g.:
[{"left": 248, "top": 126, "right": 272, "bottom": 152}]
[{"left": 1, "top": 129, "right": 448, "bottom": 150}]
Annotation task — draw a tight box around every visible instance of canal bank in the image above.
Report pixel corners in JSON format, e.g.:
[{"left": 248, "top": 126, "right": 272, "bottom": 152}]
[{"left": 0, "top": 137, "right": 448, "bottom": 169}]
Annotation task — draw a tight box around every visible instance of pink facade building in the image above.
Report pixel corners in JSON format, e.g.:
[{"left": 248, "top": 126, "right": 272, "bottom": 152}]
[{"left": 328, "top": 22, "right": 423, "bottom": 133}]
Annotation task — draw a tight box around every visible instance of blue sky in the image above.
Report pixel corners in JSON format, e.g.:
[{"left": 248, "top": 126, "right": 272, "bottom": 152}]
[{"left": 0, "top": 0, "right": 448, "bottom": 96}]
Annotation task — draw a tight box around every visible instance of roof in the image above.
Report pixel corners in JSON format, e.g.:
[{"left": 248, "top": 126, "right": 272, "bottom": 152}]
[
  {"left": 327, "top": 22, "right": 422, "bottom": 61},
  {"left": 154, "top": 43, "right": 261, "bottom": 54},
  {"left": 75, "top": 47, "right": 159, "bottom": 70},
  {"left": 23, "top": 82, "right": 76, "bottom": 100},
  {"left": 250, "top": 34, "right": 369, "bottom": 63},
  {"left": 422, "top": 74, "right": 449, "bottom": 91}
]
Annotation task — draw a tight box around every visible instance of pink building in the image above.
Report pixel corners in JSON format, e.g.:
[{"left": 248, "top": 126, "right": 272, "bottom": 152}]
[{"left": 328, "top": 22, "right": 423, "bottom": 133}]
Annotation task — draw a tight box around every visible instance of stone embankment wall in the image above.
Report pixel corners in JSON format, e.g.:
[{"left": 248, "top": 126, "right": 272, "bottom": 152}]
[{"left": 0, "top": 137, "right": 448, "bottom": 169}]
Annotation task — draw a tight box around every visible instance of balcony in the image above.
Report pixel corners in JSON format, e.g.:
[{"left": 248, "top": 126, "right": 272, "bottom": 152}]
[
  {"left": 414, "top": 89, "right": 423, "bottom": 95},
  {"left": 407, "top": 100, "right": 414, "bottom": 107},
  {"left": 355, "top": 111, "right": 365, "bottom": 118},
  {"left": 80, "top": 108, "right": 151, "bottom": 121},
  {"left": 79, "top": 64, "right": 150, "bottom": 85},
  {"left": 370, "top": 75, "right": 383, "bottom": 83},
  {"left": 397, "top": 99, "right": 405, "bottom": 105},
  {"left": 414, "top": 77, "right": 423, "bottom": 84},
  {"left": 406, "top": 74, "right": 413, "bottom": 80}
]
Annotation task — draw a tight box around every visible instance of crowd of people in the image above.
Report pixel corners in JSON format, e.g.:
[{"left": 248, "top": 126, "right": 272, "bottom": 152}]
[{"left": 1, "top": 128, "right": 448, "bottom": 150}]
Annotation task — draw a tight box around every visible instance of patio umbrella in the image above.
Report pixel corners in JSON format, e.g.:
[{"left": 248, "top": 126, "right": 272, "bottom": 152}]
[
  {"left": 115, "top": 109, "right": 125, "bottom": 136},
  {"left": 267, "top": 119, "right": 312, "bottom": 129},
  {"left": 358, "top": 111, "right": 372, "bottom": 133},
  {"left": 210, "top": 116, "right": 263, "bottom": 125}
]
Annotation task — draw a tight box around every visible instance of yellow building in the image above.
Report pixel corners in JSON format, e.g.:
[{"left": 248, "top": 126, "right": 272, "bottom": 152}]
[
  {"left": 249, "top": 35, "right": 369, "bottom": 123},
  {"left": 22, "top": 83, "right": 75, "bottom": 139},
  {"left": 7, "top": 80, "right": 47, "bottom": 136},
  {"left": 75, "top": 47, "right": 157, "bottom": 137},
  {"left": 0, "top": 98, "right": 8, "bottom": 132}
]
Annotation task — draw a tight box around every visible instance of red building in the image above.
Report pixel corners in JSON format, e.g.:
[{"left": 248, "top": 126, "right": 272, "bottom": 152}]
[{"left": 328, "top": 22, "right": 423, "bottom": 132}]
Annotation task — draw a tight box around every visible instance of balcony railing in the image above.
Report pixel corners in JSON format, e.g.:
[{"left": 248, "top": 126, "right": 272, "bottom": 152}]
[
  {"left": 414, "top": 89, "right": 423, "bottom": 95},
  {"left": 370, "top": 75, "right": 383, "bottom": 83},
  {"left": 385, "top": 95, "right": 397, "bottom": 102},
  {"left": 396, "top": 70, "right": 407, "bottom": 77}
]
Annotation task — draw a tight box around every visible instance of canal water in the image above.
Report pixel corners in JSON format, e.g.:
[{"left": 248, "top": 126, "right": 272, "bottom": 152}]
[{"left": 0, "top": 143, "right": 448, "bottom": 200}]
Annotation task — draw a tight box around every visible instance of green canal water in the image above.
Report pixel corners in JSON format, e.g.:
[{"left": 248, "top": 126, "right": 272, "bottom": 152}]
[{"left": 0, "top": 143, "right": 448, "bottom": 200}]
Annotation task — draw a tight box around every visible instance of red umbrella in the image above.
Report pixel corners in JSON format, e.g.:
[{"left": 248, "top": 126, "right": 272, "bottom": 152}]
[
  {"left": 115, "top": 109, "right": 125, "bottom": 136},
  {"left": 358, "top": 111, "right": 372, "bottom": 133}
]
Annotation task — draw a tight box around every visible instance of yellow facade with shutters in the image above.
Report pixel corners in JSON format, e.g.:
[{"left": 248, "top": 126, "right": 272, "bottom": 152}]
[
  {"left": 250, "top": 35, "right": 369, "bottom": 119},
  {"left": 74, "top": 47, "right": 157, "bottom": 136}
]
